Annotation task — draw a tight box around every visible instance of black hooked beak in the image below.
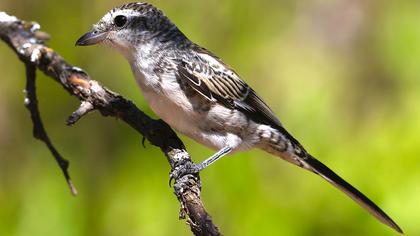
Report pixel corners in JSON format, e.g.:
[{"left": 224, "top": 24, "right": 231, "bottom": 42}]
[{"left": 75, "top": 29, "right": 107, "bottom": 46}]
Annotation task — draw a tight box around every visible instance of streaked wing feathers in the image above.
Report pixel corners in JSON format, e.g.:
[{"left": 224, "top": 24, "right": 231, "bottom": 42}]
[
  {"left": 178, "top": 64, "right": 214, "bottom": 101},
  {"left": 177, "top": 46, "right": 282, "bottom": 128}
]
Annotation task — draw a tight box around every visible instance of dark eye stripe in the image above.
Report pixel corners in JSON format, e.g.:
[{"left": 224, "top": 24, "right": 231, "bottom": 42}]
[{"left": 131, "top": 16, "right": 148, "bottom": 28}]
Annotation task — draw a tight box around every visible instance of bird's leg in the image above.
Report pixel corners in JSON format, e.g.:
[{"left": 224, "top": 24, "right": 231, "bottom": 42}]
[
  {"left": 197, "top": 146, "right": 232, "bottom": 171},
  {"left": 170, "top": 146, "right": 232, "bottom": 184}
]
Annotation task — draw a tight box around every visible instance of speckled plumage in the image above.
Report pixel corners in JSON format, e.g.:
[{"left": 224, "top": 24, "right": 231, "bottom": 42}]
[{"left": 76, "top": 2, "right": 402, "bottom": 233}]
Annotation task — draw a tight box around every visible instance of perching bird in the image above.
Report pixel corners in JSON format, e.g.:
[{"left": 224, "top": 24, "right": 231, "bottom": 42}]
[{"left": 76, "top": 2, "right": 402, "bottom": 233}]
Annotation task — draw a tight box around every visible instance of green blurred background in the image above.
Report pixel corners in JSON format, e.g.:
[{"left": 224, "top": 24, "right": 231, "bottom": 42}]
[{"left": 0, "top": 0, "right": 418, "bottom": 235}]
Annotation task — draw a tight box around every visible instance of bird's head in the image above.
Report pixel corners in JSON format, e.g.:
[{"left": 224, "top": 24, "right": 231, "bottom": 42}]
[{"left": 76, "top": 2, "right": 183, "bottom": 57}]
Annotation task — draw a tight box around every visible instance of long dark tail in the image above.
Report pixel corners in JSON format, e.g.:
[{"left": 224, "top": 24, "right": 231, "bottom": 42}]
[
  {"left": 260, "top": 127, "right": 403, "bottom": 233},
  {"left": 303, "top": 154, "right": 402, "bottom": 233}
]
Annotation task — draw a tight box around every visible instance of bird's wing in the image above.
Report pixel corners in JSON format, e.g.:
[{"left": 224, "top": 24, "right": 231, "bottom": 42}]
[{"left": 177, "top": 46, "right": 283, "bottom": 128}]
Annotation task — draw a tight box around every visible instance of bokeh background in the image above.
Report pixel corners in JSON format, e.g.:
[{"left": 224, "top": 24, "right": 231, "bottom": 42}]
[{"left": 0, "top": 0, "right": 419, "bottom": 235}]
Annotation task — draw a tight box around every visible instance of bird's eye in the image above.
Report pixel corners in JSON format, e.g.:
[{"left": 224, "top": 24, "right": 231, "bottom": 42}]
[{"left": 114, "top": 15, "right": 127, "bottom": 27}]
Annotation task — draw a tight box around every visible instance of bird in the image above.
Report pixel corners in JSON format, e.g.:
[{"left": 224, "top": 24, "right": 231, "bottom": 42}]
[{"left": 75, "top": 2, "right": 402, "bottom": 233}]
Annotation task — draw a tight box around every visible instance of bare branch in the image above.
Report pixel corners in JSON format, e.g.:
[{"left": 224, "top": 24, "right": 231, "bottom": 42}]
[
  {"left": 66, "top": 101, "right": 94, "bottom": 125},
  {"left": 0, "top": 12, "right": 221, "bottom": 236},
  {"left": 24, "top": 63, "right": 77, "bottom": 196}
]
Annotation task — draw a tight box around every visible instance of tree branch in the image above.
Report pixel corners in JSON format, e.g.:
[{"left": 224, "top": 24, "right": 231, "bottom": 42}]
[
  {"left": 0, "top": 12, "right": 221, "bottom": 236},
  {"left": 24, "top": 62, "right": 78, "bottom": 195}
]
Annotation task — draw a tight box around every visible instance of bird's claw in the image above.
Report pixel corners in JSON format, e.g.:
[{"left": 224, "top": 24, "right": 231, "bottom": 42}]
[{"left": 169, "top": 162, "right": 201, "bottom": 187}]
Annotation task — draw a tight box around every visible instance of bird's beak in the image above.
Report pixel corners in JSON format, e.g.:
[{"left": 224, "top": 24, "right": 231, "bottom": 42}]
[{"left": 75, "top": 29, "right": 107, "bottom": 46}]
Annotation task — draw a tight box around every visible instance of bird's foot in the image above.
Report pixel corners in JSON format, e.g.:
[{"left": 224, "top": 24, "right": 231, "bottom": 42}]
[{"left": 169, "top": 162, "right": 202, "bottom": 187}]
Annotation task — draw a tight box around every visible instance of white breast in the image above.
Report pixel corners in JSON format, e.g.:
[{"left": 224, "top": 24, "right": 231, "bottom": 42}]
[
  {"left": 143, "top": 81, "right": 197, "bottom": 136},
  {"left": 131, "top": 65, "right": 201, "bottom": 137}
]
